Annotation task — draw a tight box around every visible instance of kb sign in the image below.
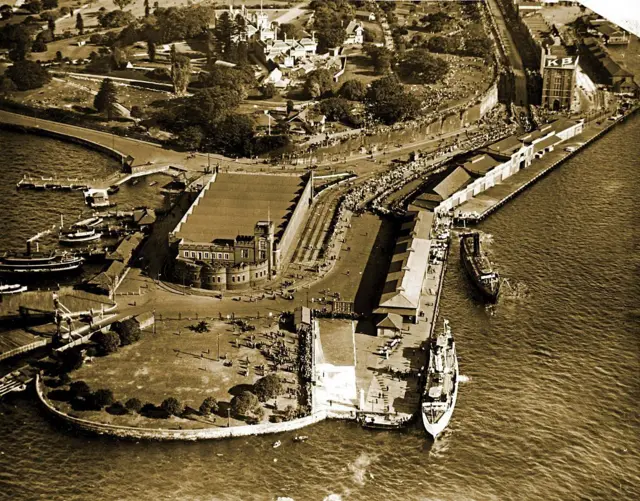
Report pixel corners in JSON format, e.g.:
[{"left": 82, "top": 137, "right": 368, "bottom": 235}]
[{"left": 545, "top": 56, "right": 576, "bottom": 68}]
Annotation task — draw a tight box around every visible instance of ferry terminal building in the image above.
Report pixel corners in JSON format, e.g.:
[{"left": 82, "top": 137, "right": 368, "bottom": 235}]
[{"left": 169, "top": 172, "right": 313, "bottom": 291}]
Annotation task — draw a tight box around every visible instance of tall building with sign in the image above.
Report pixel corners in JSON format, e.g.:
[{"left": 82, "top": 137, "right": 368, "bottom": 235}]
[{"left": 540, "top": 45, "right": 578, "bottom": 111}]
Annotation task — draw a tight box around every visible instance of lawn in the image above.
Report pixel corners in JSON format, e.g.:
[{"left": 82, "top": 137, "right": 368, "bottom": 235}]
[{"left": 49, "top": 317, "right": 303, "bottom": 429}]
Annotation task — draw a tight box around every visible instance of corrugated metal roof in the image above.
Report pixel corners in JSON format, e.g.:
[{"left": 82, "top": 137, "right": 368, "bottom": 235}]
[
  {"left": 433, "top": 167, "right": 472, "bottom": 200},
  {"left": 461, "top": 154, "right": 501, "bottom": 176}
]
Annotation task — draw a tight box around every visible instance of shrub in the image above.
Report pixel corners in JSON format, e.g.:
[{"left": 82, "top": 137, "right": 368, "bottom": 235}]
[
  {"left": 125, "top": 397, "right": 143, "bottom": 413},
  {"left": 69, "top": 380, "right": 91, "bottom": 399},
  {"left": 161, "top": 397, "right": 183, "bottom": 416},
  {"left": 58, "top": 347, "right": 84, "bottom": 373},
  {"left": 42, "top": 0, "right": 57, "bottom": 9},
  {"left": 90, "top": 389, "right": 115, "bottom": 409},
  {"left": 94, "top": 331, "right": 120, "bottom": 355}
]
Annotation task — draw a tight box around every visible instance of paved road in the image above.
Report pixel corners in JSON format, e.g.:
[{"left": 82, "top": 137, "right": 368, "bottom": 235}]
[
  {"left": 272, "top": 3, "right": 308, "bottom": 25},
  {"left": 487, "top": 0, "right": 528, "bottom": 107}
]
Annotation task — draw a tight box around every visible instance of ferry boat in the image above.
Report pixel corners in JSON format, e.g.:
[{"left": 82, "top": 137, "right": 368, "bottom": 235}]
[
  {"left": 59, "top": 228, "right": 102, "bottom": 245},
  {"left": 0, "top": 251, "right": 84, "bottom": 276},
  {"left": 460, "top": 232, "right": 500, "bottom": 302},
  {"left": 84, "top": 189, "right": 115, "bottom": 209},
  {"left": 422, "top": 320, "right": 458, "bottom": 439},
  {"left": 0, "top": 283, "right": 27, "bottom": 295}
]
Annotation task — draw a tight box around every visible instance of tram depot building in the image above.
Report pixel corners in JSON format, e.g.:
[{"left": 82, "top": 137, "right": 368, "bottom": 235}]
[{"left": 169, "top": 172, "right": 313, "bottom": 291}]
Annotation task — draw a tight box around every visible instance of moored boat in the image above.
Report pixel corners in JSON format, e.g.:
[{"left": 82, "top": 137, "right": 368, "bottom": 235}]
[
  {"left": 460, "top": 232, "right": 500, "bottom": 302},
  {"left": 422, "top": 319, "right": 458, "bottom": 439},
  {"left": 0, "top": 251, "right": 83, "bottom": 276},
  {"left": 73, "top": 217, "right": 103, "bottom": 228},
  {"left": 0, "top": 283, "right": 27, "bottom": 295},
  {"left": 59, "top": 228, "right": 102, "bottom": 245}
]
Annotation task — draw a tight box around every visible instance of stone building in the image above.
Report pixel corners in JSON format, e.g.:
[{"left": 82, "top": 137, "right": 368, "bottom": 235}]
[{"left": 169, "top": 172, "right": 313, "bottom": 291}]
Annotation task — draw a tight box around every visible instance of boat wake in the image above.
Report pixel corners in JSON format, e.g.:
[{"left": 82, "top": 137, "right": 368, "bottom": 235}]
[
  {"left": 500, "top": 278, "right": 529, "bottom": 300},
  {"left": 347, "top": 452, "right": 377, "bottom": 486}
]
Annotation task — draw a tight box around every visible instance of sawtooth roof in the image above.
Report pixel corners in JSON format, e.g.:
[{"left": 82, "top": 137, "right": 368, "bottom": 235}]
[{"left": 173, "top": 173, "right": 306, "bottom": 244}]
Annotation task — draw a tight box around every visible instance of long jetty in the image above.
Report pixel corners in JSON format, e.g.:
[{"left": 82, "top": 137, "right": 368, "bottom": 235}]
[
  {"left": 15, "top": 164, "right": 176, "bottom": 192},
  {"left": 455, "top": 108, "right": 639, "bottom": 223}
]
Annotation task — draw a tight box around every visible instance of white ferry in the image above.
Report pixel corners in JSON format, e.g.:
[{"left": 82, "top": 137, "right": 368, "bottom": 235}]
[{"left": 422, "top": 319, "right": 459, "bottom": 439}]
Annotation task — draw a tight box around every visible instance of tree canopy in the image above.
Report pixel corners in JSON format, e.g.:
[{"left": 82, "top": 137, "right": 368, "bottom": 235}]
[
  {"left": 253, "top": 374, "right": 283, "bottom": 402},
  {"left": 231, "top": 391, "right": 260, "bottom": 416},
  {"left": 112, "top": 319, "right": 141, "bottom": 346},
  {"left": 161, "top": 397, "right": 184, "bottom": 416},
  {"left": 366, "top": 74, "right": 421, "bottom": 125},
  {"left": 339, "top": 79, "right": 367, "bottom": 101},
  {"left": 90, "top": 389, "right": 115, "bottom": 409},
  {"left": 303, "top": 68, "right": 334, "bottom": 100},
  {"left": 125, "top": 397, "right": 143, "bottom": 413},
  {"left": 397, "top": 49, "right": 449, "bottom": 84},
  {"left": 156, "top": 5, "right": 214, "bottom": 44},
  {"left": 364, "top": 45, "right": 394, "bottom": 75},
  {"left": 113, "top": 0, "right": 133, "bottom": 10},
  {"left": 199, "top": 396, "right": 219, "bottom": 415},
  {"left": 98, "top": 10, "right": 135, "bottom": 29},
  {"left": 5, "top": 60, "right": 51, "bottom": 90},
  {"left": 171, "top": 49, "right": 191, "bottom": 95}
]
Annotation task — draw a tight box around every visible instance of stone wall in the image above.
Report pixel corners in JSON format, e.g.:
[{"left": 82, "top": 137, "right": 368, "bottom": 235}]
[{"left": 275, "top": 173, "right": 313, "bottom": 265}]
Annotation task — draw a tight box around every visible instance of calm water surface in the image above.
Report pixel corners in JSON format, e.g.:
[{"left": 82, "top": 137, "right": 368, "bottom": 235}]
[{"left": 0, "top": 118, "right": 638, "bottom": 500}]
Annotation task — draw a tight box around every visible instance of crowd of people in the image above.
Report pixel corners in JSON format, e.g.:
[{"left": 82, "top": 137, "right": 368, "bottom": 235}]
[{"left": 297, "top": 325, "right": 314, "bottom": 414}]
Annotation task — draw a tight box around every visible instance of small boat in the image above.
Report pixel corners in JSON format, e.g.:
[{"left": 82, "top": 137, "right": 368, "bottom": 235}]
[
  {"left": 131, "top": 178, "right": 140, "bottom": 186},
  {"left": 59, "top": 228, "right": 102, "bottom": 245},
  {"left": 0, "top": 283, "right": 27, "bottom": 295},
  {"left": 293, "top": 435, "right": 308, "bottom": 442},
  {"left": 107, "top": 184, "right": 120, "bottom": 195},
  {"left": 272, "top": 440, "right": 282, "bottom": 449},
  {"left": 73, "top": 217, "right": 103, "bottom": 228},
  {"left": 148, "top": 181, "right": 158, "bottom": 187}
]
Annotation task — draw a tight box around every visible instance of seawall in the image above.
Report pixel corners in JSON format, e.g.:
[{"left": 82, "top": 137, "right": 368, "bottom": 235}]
[
  {"left": 36, "top": 375, "right": 328, "bottom": 441},
  {"left": 0, "top": 122, "right": 128, "bottom": 167}
]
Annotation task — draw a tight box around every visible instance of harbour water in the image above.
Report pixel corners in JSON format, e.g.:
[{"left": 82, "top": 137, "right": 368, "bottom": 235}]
[{"left": 0, "top": 117, "right": 639, "bottom": 500}]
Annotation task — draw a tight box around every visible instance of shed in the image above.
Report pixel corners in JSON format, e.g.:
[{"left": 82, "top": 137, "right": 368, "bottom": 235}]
[
  {"left": 294, "top": 306, "right": 312, "bottom": 331},
  {"left": 134, "top": 311, "right": 155, "bottom": 330},
  {"left": 376, "top": 313, "right": 403, "bottom": 337}
]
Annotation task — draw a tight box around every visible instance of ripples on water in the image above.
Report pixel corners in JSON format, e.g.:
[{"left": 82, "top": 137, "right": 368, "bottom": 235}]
[{"left": 1, "top": 119, "right": 639, "bottom": 500}]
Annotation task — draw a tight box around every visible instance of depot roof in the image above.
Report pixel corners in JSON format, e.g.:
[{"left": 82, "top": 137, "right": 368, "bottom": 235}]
[{"left": 172, "top": 173, "right": 306, "bottom": 244}]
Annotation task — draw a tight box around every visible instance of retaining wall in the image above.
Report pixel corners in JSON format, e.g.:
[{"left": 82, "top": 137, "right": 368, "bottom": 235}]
[{"left": 36, "top": 375, "right": 328, "bottom": 441}]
